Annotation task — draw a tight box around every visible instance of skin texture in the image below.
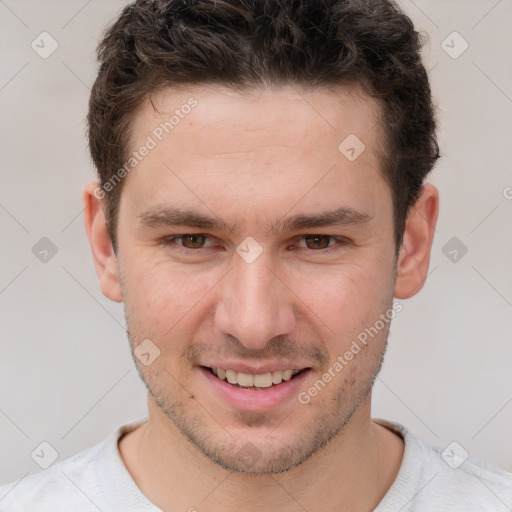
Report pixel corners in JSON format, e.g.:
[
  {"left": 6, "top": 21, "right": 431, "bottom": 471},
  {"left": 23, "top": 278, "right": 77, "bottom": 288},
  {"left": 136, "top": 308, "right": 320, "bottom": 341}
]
[{"left": 83, "top": 84, "right": 439, "bottom": 511}]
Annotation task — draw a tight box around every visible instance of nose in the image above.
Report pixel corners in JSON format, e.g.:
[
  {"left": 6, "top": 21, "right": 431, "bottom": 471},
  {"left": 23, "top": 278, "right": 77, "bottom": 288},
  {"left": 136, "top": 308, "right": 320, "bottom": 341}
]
[{"left": 214, "top": 251, "right": 296, "bottom": 350}]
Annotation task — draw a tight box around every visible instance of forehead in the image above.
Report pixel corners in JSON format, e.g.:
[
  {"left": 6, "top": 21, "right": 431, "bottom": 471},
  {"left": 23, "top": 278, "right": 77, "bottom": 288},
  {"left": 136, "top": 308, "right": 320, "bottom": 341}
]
[
  {"left": 120, "top": 83, "right": 389, "bottom": 228},
  {"left": 132, "top": 83, "right": 383, "bottom": 151}
]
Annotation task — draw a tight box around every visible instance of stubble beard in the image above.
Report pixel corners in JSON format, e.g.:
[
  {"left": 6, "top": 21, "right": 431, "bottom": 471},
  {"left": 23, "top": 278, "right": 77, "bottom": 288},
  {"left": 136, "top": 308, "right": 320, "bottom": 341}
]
[{"left": 125, "top": 325, "right": 388, "bottom": 475}]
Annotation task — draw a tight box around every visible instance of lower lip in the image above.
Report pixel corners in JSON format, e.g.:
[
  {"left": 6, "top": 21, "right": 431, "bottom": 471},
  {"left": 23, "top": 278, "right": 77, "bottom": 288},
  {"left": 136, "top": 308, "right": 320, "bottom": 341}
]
[{"left": 199, "top": 367, "right": 311, "bottom": 412}]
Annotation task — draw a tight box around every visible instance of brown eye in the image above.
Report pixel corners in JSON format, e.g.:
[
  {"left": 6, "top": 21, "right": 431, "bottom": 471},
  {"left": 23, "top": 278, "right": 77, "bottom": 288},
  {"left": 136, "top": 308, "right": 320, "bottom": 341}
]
[
  {"left": 161, "top": 234, "right": 217, "bottom": 254},
  {"left": 303, "top": 235, "right": 333, "bottom": 250},
  {"left": 180, "top": 234, "right": 207, "bottom": 249}
]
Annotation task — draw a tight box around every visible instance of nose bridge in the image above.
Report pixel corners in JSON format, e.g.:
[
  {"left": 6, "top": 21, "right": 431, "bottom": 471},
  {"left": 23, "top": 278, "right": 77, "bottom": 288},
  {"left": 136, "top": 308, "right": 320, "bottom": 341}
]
[{"left": 214, "top": 251, "right": 295, "bottom": 349}]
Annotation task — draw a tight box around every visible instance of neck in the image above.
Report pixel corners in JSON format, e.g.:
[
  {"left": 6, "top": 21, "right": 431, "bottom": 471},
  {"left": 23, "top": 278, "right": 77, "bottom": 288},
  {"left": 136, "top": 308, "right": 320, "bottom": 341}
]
[{"left": 119, "top": 393, "right": 404, "bottom": 512}]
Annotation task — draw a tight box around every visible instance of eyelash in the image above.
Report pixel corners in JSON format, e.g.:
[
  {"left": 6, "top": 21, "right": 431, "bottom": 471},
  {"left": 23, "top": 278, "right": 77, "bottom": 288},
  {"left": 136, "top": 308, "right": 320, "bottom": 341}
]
[{"left": 160, "top": 234, "right": 350, "bottom": 256}]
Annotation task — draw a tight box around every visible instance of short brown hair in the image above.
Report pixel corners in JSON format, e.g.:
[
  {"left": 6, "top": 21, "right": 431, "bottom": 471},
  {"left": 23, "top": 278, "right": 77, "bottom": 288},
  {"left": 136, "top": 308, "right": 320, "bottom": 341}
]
[{"left": 88, "top": 0, "right": 439, "bottom": 254}]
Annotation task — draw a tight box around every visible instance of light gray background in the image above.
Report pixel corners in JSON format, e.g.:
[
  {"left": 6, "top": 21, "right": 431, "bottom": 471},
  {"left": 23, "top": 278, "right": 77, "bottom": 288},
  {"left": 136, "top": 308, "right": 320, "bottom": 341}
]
[{"left": 1, "top": 0, "right": 511, "bottom": 488}]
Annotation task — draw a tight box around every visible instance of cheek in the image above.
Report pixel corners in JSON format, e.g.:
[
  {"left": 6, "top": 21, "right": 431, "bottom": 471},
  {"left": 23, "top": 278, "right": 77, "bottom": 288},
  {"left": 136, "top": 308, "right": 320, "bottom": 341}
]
[
  {"left": 122, "top": 259, "right": 216, "bottom": 340},
  {"left": 294, "top": 265, "right": 392, "bottom": 345},
  {"left": 300, "top": 265, "right": 384, "bottom": 314}
]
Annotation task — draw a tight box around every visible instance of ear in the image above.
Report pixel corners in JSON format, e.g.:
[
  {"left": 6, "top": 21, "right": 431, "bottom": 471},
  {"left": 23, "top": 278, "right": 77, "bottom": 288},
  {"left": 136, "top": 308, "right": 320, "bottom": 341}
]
[
  {"left": 82, "top": 182, "right": 123, "bottom": 302},
  {"left": 394, "top": 183, "right": 439, "bottom": 299}
]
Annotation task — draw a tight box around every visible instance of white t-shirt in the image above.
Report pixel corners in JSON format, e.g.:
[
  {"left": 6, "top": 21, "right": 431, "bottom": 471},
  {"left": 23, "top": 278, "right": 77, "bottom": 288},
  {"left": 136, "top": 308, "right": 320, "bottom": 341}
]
[{"left": 1, "top": 417, "right": 511, "bottom": 511}]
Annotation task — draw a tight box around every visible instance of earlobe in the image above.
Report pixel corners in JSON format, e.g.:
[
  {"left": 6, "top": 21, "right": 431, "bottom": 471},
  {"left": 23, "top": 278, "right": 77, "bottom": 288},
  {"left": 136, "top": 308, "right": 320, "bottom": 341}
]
[
  {"left": 82, "top": 182, "right": 123, "bottom": 302},
  {"left": 394, "top": 183, "right": 439, "bottom": 299}
]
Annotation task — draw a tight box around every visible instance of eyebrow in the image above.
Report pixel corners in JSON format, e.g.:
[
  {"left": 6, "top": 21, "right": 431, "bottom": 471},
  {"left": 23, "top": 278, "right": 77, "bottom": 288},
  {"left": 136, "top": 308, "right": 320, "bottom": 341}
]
[{"left": 136, "top": 205, "right": 372, "bottom": 234}]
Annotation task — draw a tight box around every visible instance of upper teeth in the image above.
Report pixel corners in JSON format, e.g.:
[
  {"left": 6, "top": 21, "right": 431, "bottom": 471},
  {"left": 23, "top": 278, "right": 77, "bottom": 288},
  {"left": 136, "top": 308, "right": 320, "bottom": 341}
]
[{"left": 213, "top": 368, "right": 301, "bottom": 388}]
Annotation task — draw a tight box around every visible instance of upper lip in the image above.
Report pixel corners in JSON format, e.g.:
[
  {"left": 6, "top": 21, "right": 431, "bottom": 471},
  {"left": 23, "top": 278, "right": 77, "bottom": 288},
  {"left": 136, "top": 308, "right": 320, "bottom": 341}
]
[{"left": 200, "top": 362, "right": 311, "bottom": 374}]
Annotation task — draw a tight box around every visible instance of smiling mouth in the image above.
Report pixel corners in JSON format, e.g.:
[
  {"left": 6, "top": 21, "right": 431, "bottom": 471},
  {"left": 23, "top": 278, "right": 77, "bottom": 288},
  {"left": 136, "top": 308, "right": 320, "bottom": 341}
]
[{"left": 202, "top": 366, "right": 308, "bottom": 390}]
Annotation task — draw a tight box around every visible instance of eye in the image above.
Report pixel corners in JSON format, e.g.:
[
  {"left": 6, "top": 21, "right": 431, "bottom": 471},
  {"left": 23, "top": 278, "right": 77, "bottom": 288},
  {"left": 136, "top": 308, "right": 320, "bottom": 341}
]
[
  {"left": 161, "top": 233, "right": 350, "bottom": 256},
  {"left": 300, "top": 235, "right": 334, "bottom": 250},
  {"left": 295, "top": 235, "right": 349, "bottom": 253},
  {"left": 161, "top": 234, "right": 215, "bottom": 253}
]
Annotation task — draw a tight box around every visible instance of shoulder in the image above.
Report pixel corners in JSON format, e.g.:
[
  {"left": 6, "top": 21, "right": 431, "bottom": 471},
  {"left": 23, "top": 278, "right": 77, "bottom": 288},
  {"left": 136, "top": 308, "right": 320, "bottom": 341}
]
[
  {"left": 0, "top": 442, "right": 104, "bottom": 512},
  {"left": 426, "top": 442, "right": 512, "bottom": 509},
  {"left": 374, "top": 418, "right": 512, "bottom": 511},
  {"left": 0, "top": 418, "right": 148, "bottom": 512}
]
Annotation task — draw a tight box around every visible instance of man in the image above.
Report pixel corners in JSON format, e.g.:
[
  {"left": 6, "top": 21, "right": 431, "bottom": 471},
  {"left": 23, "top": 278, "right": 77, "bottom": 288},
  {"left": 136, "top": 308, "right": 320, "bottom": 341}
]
[{"left": 1, "top": 0, "right": 510, "bottom": 510}]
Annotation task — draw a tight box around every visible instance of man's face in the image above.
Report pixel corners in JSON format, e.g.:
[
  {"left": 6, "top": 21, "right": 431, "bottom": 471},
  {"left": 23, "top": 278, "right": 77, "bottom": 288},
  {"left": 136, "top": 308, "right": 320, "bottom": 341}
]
[{"left": 115, "top": 84, "right": 397, "bottom": 474}]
